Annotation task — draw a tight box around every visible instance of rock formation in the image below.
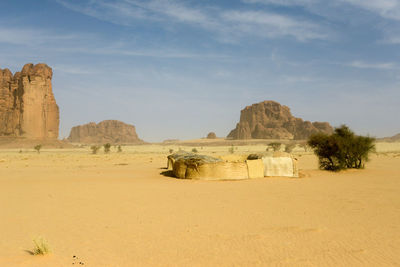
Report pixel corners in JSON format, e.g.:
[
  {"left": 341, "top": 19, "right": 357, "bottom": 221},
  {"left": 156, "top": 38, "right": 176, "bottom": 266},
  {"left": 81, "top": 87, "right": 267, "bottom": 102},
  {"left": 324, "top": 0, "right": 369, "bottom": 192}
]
[
  {"left": 67, "top": 120, "right": 143, "bottom": 144},
  {"left": 380, "top": 133, "right": 400, "bottom": 142},
  {"left": 227, "top": 101, "right": 333, "bottom": 140},
  {"left": 0, "top": 63, "right": 59, "bottom": 139},
  {"left": 206, "top": 132, "right": 217, "bottom": 139}
]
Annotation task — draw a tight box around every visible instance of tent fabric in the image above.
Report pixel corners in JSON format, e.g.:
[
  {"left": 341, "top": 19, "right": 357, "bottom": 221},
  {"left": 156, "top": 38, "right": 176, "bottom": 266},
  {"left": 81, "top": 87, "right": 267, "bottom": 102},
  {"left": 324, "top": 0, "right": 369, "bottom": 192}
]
[
  {"left": 170, "top": 152, "right": 298, "bottom": 180},
  {"left": 246, "top": 159, "right": 264, "bottom": 178}
]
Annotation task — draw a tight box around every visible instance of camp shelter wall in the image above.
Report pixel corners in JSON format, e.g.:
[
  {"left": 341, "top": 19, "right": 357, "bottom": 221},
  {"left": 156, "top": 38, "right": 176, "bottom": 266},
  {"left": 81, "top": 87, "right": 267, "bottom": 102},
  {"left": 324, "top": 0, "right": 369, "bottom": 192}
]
[{"left": 173, "top": 160, "right": 248, "bottom": 180}]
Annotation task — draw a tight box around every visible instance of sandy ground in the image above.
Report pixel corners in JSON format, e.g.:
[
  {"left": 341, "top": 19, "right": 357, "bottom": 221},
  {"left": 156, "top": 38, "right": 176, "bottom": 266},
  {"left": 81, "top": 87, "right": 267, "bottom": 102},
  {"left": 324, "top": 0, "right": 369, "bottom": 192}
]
[{"left": 0, "top": 145, "right": 399, "bottom": 266}]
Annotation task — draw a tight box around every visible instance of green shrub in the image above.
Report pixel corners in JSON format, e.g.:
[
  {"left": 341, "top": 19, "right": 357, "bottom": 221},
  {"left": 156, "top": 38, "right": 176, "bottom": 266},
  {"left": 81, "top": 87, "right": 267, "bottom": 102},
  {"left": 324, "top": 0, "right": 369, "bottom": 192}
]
[
  {"left": 285, "top": 143, "right": 296, "bottom": 153},
  {"left": 268, "top": 142, "right": 282, "bottom": 152},
  {"left": 32, "top": 237, "right": 50, "bottom": 255},
  {"left": 192, "top": 148, "right": 198, "bottom": 153},
  {"left": 104, "top": 143, "right": 111, "bottom": 153},
  {"left": 34, "top": 144, "right": 42, "bottom": 154},
  {"left": 90, "top": 145, "right": 100, "bottom": 154},
  {"left": 169, "top": 149, "right": 174, "bottom": 154},
  {"left": 308, "top": 125, "right": 375, "bottom": 171}
]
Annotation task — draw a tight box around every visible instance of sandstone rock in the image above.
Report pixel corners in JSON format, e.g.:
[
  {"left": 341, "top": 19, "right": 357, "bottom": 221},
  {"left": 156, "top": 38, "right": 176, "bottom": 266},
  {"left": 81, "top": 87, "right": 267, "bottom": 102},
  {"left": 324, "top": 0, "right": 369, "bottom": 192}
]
[
  {"left": 227, "top": 101, "right": 333, "bottom": 140},
  {"left": 67, "top": 120, "right": 143, "bottom": 144},
  {"left": 0, "top": 63, "right": 59, "bottom": 139},
  {"left": 206, "top": 132, "right": 217, "bottom": 139},
  {"left": 380, "top": 133, "right": 400, "bottom": 142}
]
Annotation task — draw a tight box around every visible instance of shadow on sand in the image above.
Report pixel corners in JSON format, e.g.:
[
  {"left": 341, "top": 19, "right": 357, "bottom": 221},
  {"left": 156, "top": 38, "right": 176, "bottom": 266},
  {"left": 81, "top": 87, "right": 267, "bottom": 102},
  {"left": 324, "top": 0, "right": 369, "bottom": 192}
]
[
  {"left": 160, "top": 170, "right": 175, "bottom": 178},
  {"left": 24, "top": 250, "right": 34, "bottom": 255}
]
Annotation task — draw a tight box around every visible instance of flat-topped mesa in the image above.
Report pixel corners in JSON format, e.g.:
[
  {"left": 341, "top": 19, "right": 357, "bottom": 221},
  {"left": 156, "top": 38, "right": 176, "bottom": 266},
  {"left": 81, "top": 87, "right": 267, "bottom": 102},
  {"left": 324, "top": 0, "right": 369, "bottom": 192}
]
[
  {"left": 0, "top": 63, "right": 59, "bottom": 139},
  {"left": 67, "top": 120, "right": 143, "bottom": 144},
  {"left": 227, "top": 100, "right": 333, "bottom": 140}
]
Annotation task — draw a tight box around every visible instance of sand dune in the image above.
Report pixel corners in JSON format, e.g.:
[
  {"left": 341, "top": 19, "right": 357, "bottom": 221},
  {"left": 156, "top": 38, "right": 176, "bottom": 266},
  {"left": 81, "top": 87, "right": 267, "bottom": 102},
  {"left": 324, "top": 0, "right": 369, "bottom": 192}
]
[{"left": 0, "top": 146, "right": 399, "bottom": 266}]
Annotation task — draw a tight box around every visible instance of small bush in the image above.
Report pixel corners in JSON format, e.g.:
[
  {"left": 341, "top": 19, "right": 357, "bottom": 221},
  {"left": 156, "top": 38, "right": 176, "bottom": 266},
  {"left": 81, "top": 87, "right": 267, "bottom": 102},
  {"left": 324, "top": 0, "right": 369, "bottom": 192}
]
[
  {"left": 229, "top": 145, "right": 235, "bottom": 154},
  {"left": 117, "top": 145, "right": 122, "bottom": 153},
  {"left": 285, "top": 143, "right": 296, "bottom": 153},
  {"left": 34, "top": 145, "right": 42, "bottom": 154},
  {"left": 308, "top": 125, "right": 375, "bottom": 171},
  {"left": 268, "top": 142, "right": 282, "bottom": 152},
  {"left": 104, "top": 143, "right": 111, "bottom": 153},
  {"left": 90, "top": 145, "right": 100, "bottom": 154},
  {"left": 32, "top": 237, "right": 50, "bottom": 255},
  {"left": 192, "top": 148, "right": 198, "bottom": 153}
]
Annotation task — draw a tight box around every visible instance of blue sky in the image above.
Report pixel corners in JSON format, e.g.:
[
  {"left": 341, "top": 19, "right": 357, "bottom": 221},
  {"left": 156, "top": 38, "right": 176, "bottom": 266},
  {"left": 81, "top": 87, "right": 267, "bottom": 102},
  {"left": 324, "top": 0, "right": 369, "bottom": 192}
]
[{"left": 1, "top": 0, "right": 399, "bottom": 141}]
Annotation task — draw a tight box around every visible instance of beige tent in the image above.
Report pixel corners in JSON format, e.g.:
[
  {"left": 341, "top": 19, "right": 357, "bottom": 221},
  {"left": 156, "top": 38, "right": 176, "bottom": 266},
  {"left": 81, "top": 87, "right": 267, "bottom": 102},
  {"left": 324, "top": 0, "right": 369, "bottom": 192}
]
[
  {"left": 248, "top": 152, "right": 298, "bottom": 178},
  {"left": 169, "top": 151, "right": 298, "bottom": 180},
  {"left": 167, "top": 151, "right": 196, "bottom": 170}
]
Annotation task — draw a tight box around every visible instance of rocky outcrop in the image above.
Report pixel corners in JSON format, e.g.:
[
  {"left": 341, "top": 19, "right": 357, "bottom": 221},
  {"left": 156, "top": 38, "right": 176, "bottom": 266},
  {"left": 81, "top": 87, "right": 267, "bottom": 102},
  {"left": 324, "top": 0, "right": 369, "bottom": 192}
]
[
  {"left": 67, "top": 120, "right": 143, "bottom": 144},
  {"left": 227, "top": 101, "right": 333, "bottom": 140},
  {"left": 206, "top": 132, "right": 217, "bottom": 139},
  {"left": 380, "top": 133, "right": 400, "bottom": 142},
  {"left": 0, "top": 63, "right": 59, "bottom": 139}
]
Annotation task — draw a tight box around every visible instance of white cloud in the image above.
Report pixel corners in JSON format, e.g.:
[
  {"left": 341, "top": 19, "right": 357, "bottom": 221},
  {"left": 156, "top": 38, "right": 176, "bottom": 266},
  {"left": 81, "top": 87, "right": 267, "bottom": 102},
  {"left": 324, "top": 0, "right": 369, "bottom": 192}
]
[
  {"left": 242, "top": 0, "right": 316, "bottom": 7},
  {"left": 126, "top": 0, "right": 212, "bottom": 25},
  {"left": 53, "top": 65, "right": 97, "bottom": 75},
  {"left": 56, "top": 0, "right": 328, "bottom": 42},
  {"left": 341, "top": 0, "right": 400, "bottom": 20},
  {"left": 221, "top": 10, "right": 327, "bottom": 41},
  {"left": 0, "top": 27, "right": 78, "bottom": 45},
  {"left": 281, "top": 75, "right": 315, "bottom": 83},
  {"left": 346, "top": 61, "right": 396, "bottom": 70}
]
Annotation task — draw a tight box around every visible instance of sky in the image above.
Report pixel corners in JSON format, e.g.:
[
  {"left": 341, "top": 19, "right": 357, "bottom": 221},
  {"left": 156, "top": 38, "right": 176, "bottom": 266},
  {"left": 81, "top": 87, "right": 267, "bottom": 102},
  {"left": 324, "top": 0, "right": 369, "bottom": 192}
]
[{"left": 1, "top": 0, "right": 399, "bottom": 141}]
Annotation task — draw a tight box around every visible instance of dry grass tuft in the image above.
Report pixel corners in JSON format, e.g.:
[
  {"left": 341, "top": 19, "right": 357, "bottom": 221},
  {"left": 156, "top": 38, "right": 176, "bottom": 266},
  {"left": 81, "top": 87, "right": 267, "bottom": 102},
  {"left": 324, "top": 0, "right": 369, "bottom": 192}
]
[{"left": 32, "top": 237, "right": 51, "bottom": 255}]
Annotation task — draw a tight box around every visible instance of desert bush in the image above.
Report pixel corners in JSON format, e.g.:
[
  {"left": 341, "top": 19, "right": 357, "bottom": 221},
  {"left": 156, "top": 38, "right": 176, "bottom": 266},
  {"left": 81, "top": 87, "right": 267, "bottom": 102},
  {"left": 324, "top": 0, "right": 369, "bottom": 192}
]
[
  {"left": 90, "top": 145, "right": 100, "bottom": 154},
  {"left": 229, "top": 145, "right": 235, "bottom": 154},
  {"left": 285, "top": 143, "right": 296, "bottom": 153},
  {"left": 104, "top": 143, "right": 111, "bottom": 153},
  {"left": 34, "top": 144, "right": 42, "bottom": 154},
  {"left": 32, "top": 237, "right": 50, "bottom": 255},
  {"left": 192, "top": 148, "right": 198, "bottom": 153},
  {"left": 117, "top": 145, "right": 122, "bottom": 153},
  {"left": 308, "top": 125, "right": 375, "bottom": 171},
  {"left": 169, "top": 148, "right": 174, "bottom": 154},
  {"left": 268, "top": 142, "right": 282, "bottom": 152}
]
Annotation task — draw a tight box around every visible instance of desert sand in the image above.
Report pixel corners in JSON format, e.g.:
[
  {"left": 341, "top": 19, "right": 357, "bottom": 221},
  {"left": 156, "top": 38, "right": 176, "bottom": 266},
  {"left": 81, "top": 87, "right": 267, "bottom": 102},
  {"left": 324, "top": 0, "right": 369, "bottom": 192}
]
[{"left": 0, "top": 143, "right": 399, "bottom": 266}]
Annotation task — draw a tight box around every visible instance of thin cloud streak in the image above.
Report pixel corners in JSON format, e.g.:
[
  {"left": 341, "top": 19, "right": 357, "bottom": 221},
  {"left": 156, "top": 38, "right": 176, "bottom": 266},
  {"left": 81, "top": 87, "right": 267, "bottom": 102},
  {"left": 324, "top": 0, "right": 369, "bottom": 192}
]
[
  {"left": 56, "top": 0, "right": 330, "bottom": 41},
  {"left": 342, "top": 0, "right": 400, "bottom": 20},
  {"left": 346, "top": 61, "right": 397, "bottom": 70},
  {"left": 0, "top": 26, "right": 79, "bottom": 45},
  {"left": 221, "top": 10, "right": 328, "bottom": 41},
  {"left": 52, "top": 46, "right": 230, "bottom": 60},
  {"left": 242, "top": 0, "right": 317, "bottom": 6}
]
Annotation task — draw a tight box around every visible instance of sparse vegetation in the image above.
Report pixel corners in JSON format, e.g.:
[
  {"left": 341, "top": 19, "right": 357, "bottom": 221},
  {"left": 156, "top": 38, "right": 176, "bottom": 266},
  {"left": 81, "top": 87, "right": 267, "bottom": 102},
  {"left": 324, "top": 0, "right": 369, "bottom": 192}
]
[
  {"left": 90, "top": 145, "right": 100, "bottom": 154},
  {"left": 285, "top": 143, "right": 296, "bottom": 153},
  {"left": 268, "top": 142, "right": 282, "bottom": 152},
  {"left": 192, "top": 148, "right": 198, "bottom": 153},
  {"left": 308, "top": 125, "right": 375, "bottom": 171},
  {"left": 229, "top": 145, "right": 235, "bottom": 154},
  {"left": 34, "top": 144, "right": 42, "bottom": 154},
  {"left": 117, "top": 145, "right": 122, "bottom": 153},
  {"left": 169, "top": 148, "right": 174, "bottom": 154},
  {"left": 104, "top": 143, "right": 111, "bottom": 153},
  {"left": 32, "top": 237, "right": 50, "bottom": 255}
]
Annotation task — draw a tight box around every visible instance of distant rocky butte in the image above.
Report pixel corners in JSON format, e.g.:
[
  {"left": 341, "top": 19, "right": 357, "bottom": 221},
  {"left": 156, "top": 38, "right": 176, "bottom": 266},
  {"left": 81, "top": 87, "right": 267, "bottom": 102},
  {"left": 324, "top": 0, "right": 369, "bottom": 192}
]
[
  {"left": 380, "top": 133, "right": 400, "bottom": 142},
  {"left": 227, "top": 100, "right": 333, "bottom": 140},
  {"left": 67, "top": 120, "right": 143, "bottom": 144},
  {"left": 0, "top": 63, "right": 59, "bottom": 139},
  {"left": 206, "top": 132, "right": 217, "bottom": 139}
]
